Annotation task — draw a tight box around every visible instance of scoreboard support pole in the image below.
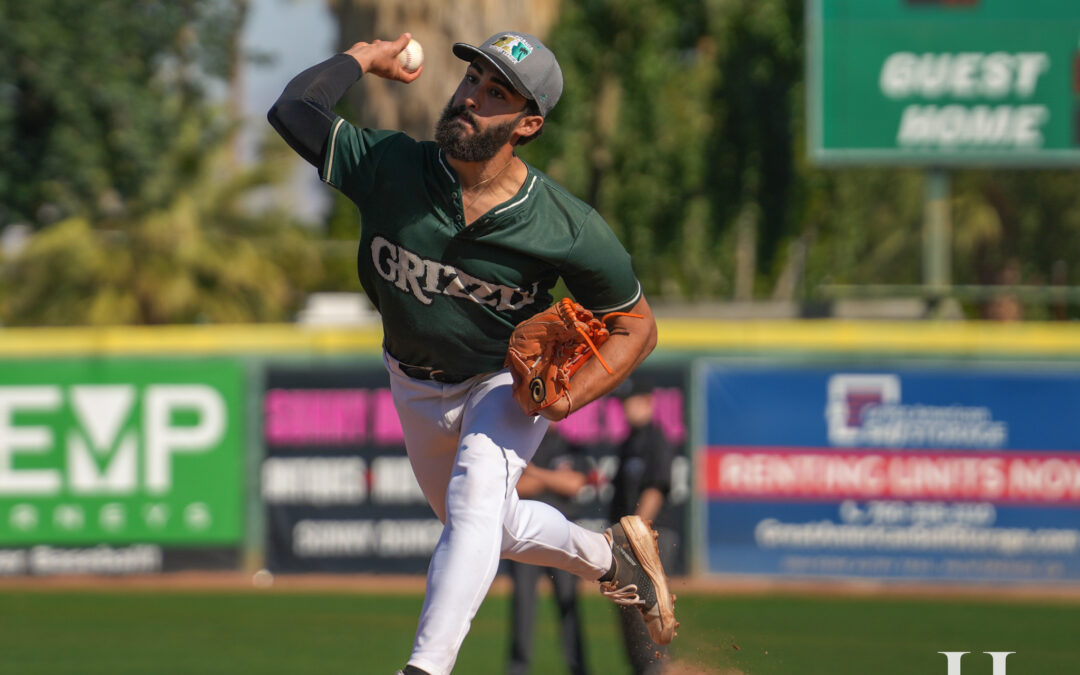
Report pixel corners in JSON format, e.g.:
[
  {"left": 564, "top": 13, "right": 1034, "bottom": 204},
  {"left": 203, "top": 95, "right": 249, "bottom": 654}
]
[{"left": 923, "top": 167, "right": 952, "bottom": 313}]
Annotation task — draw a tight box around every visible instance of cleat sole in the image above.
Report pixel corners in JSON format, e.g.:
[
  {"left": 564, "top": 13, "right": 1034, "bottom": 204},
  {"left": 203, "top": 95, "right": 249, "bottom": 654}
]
[{"left": 619, "top": 515, "right": 677, "bottom": 644}]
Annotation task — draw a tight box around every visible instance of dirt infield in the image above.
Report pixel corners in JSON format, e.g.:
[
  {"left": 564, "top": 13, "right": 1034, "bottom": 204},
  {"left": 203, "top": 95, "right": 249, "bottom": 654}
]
[{"left": 3, "top": 570, "right": 1080, "bottom": 603}]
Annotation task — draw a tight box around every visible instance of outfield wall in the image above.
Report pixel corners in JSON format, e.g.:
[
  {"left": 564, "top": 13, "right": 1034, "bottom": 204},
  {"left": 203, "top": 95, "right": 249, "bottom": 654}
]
[{"left": 0, "top": 320, "right": 1078, "bottom": 581}]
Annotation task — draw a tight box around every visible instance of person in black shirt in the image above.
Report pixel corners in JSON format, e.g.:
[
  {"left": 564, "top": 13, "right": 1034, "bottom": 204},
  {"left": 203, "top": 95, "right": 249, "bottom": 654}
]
[
  {"left": 609, "top": 377, "right": 675, "bottom": 674},
  {"left": 508, "top": 430, "right": 591, "bottom": 675}
]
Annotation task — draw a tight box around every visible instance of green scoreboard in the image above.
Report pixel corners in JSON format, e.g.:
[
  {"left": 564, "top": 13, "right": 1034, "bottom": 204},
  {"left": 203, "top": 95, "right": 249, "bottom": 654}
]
[{"left": 808, "top": 0, "right": 1080, "bottom": 166}]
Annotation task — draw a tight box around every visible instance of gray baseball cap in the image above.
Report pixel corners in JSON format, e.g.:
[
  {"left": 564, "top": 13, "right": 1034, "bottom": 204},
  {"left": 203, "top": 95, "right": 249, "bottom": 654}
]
[{"left": 452, "top": 32, "right": 563, "bottom": 118}]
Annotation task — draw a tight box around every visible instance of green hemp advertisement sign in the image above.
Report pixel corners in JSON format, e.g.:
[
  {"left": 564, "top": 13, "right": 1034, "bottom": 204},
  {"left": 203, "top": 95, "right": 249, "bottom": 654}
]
[{"left": 0, "top": 359, "right": 244, "bottom": 545}]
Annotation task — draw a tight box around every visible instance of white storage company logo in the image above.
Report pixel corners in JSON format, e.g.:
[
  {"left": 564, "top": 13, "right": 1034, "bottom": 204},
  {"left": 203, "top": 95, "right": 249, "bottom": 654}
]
[{"left": 826, "top": 374, "right": 1008, "bottom": 449}]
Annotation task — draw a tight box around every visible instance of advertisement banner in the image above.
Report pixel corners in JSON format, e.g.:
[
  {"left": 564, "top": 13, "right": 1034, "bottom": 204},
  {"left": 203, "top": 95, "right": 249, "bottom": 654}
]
[
  {"left": 808, "top": 0, "right": 1080, "bottom": 166},
  {"left": 700, "top": 363, "right": 1080, "bottom": 581},
  {"left": 262, "top": 364, "right": 434, "bottom": 573},
  {"left": 263, "top": 363, "right": 691, "bottom": 574},
  {"left": 0, "top": 359, "right": 245, "bottom": 546}
]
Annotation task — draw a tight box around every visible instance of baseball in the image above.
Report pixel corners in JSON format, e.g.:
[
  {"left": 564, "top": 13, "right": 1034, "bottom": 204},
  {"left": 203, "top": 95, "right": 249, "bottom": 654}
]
[{"left": 397, "top": 38, "right": 423, "bottom": 72}]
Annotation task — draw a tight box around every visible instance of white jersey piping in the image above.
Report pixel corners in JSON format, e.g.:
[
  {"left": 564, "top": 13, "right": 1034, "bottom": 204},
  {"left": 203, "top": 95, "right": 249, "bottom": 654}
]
[
  {"left": 437, "top": 151, "right": 457, "bottom": 182},
  {"left": 322, "top": 118, "right": 345, "bottom": 185},
  {"left": 493, "top": 175, "right": 538, "bottom": 215},
  {"left": 589, "top": 281, "right": 643, "bottom": 314}
]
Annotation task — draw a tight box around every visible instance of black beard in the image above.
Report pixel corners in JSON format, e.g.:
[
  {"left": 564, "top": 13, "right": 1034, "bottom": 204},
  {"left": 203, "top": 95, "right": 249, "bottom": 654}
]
[{"left": 434, "top": 100, "right": 519, "bottom": 162}]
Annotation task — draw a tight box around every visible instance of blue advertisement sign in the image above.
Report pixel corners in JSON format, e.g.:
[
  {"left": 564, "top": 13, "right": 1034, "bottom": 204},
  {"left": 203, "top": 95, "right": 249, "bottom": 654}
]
[{"left": 699, "top": 363, "right": 1080, "bottom": 581}]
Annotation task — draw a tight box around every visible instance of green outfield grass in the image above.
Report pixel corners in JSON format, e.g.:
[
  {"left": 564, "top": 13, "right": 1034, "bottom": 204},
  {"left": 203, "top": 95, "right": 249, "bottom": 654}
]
[{"left": 0, "top": 586, "right": 1077, "bottom": 674}]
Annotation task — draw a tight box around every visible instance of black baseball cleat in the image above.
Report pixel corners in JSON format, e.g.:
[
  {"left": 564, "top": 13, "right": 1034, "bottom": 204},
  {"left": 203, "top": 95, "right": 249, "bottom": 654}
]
[{"left": 600, "top": 515, "right": 678, "bottom": 644}]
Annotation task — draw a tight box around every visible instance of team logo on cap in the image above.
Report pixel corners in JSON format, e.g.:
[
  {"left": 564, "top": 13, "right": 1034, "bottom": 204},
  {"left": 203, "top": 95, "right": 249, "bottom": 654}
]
[{"left": 492, "top": 35, "right": 533, "bottom": 62}]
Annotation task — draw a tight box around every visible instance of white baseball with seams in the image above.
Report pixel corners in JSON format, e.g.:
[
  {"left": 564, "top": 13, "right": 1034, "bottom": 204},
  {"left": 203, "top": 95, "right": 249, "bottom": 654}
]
[{"left": 398, "top": 38, "right": 423, "bottom": 72}]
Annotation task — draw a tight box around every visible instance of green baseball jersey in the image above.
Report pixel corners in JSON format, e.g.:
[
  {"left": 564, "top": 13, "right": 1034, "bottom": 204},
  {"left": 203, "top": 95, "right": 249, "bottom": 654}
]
[{"left": 321, "top": 120, "right": 642, "bottom": 379}]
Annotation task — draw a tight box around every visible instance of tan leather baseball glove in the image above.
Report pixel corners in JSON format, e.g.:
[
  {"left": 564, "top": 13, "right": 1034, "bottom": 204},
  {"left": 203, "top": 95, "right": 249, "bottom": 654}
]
[{"left": 504, "top": 298, "right": 641, "bottom": 416}]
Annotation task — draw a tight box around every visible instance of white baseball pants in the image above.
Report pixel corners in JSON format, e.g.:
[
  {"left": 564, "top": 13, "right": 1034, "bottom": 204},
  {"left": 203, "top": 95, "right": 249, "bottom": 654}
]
[{"left": 384, "top": 352, "right": 612, "bottom": 675}]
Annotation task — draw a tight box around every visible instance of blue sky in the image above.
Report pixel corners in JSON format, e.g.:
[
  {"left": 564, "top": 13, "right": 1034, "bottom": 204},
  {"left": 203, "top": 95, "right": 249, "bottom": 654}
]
[
  {"left": 239, "top": 0, "right": 335, "bottom": 220},
  {"left": 241, "top": 0, "right": 335, "bottom": 131}
]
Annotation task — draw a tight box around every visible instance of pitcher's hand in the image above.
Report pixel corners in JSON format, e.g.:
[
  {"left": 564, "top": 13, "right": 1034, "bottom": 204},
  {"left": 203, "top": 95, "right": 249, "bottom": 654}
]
[{"left": 345, "top": 33, "right": 422, "bottom": 83}]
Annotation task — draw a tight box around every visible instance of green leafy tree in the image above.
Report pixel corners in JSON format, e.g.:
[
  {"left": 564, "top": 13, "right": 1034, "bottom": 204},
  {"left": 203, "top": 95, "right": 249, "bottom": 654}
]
[
  {"left": 0, "top": 135, "right": 325, "bottom": 326},
  {"left": 525, "top": 0, "right": 808, "bottom": 301},
  {"left": 0, "top": 0, "right": 247, "bottom": 226},
  {"left": 0, "top": 0, "right": 332, "bottom": 326},
  {"left": 523, "top": 0, "right": 717, "bottom": 299}
]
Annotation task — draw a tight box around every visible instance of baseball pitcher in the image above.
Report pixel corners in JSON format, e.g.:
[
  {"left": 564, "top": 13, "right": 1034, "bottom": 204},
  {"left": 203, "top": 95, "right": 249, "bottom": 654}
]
[{"left": 268, "top": 30, "right": 676, "bottom": 675}]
